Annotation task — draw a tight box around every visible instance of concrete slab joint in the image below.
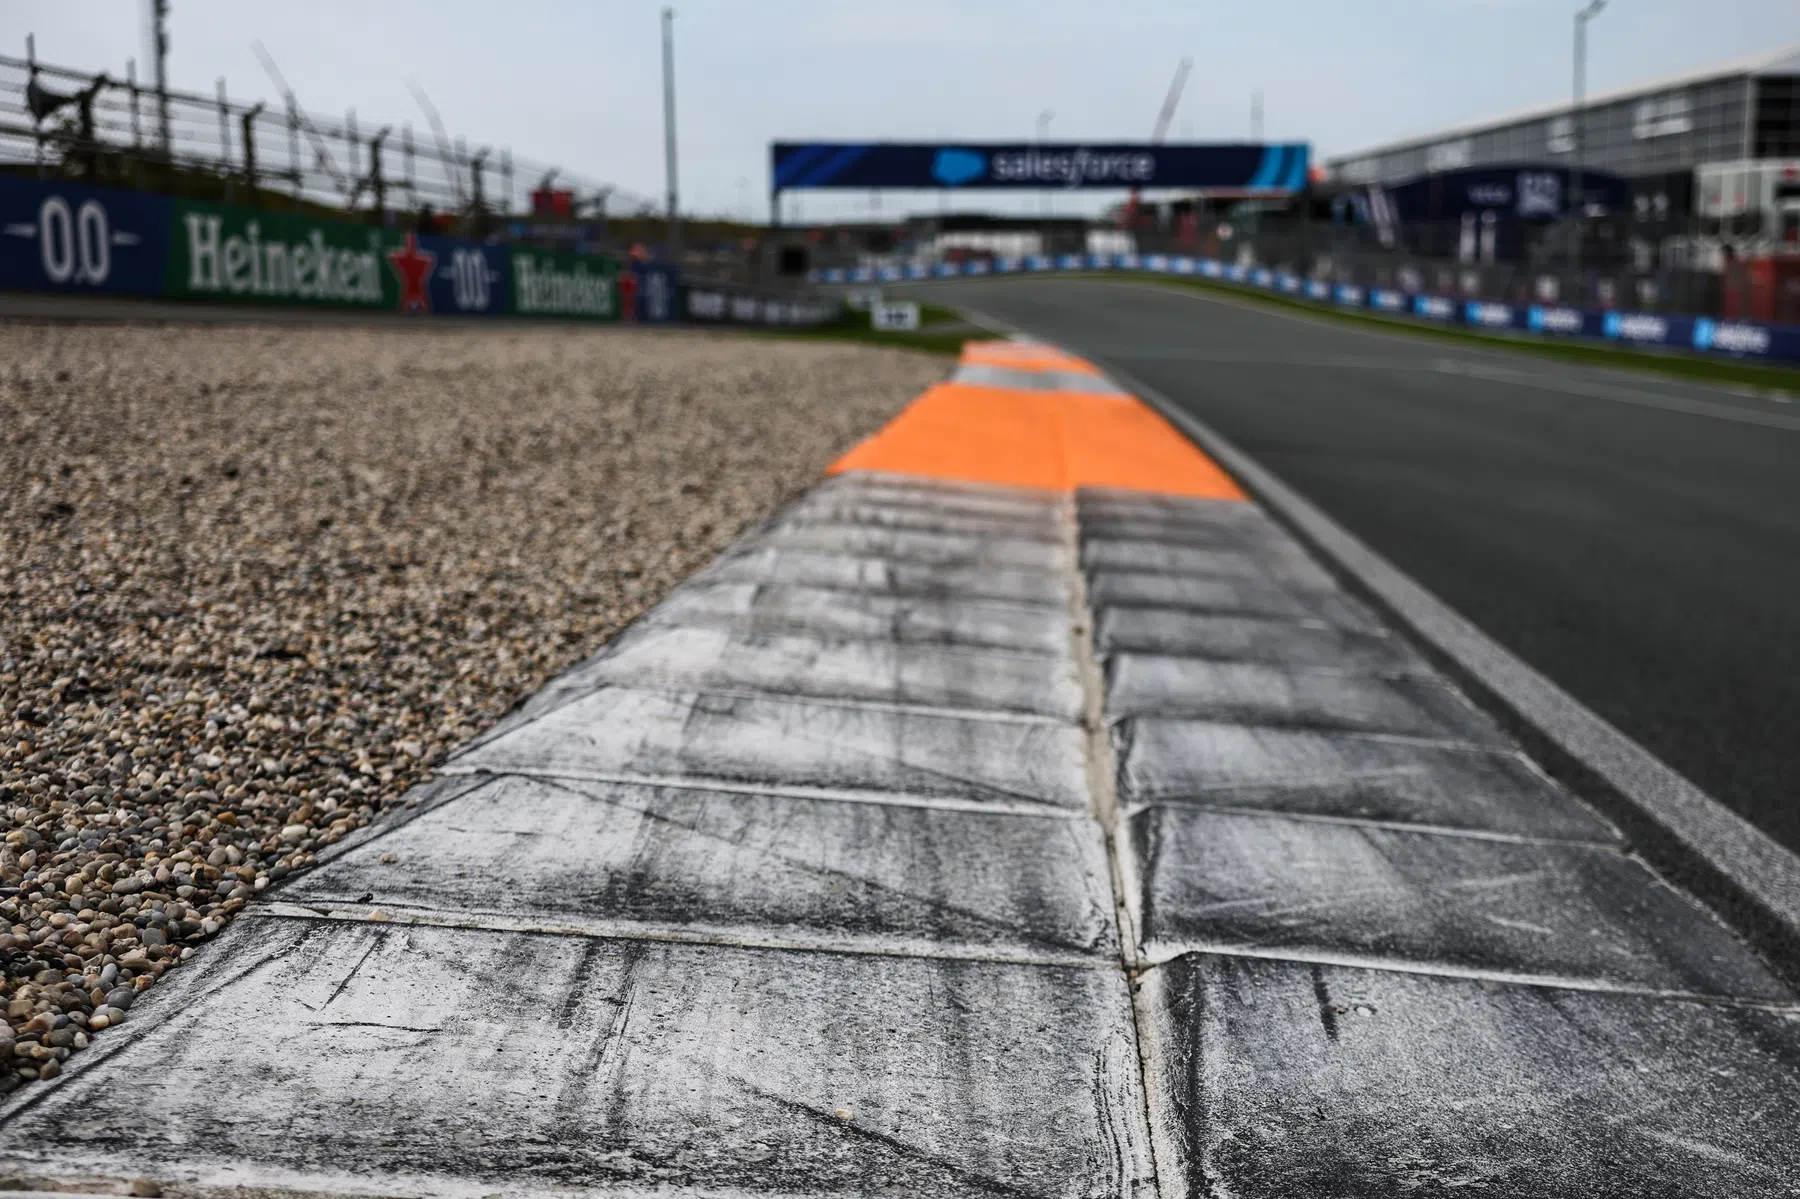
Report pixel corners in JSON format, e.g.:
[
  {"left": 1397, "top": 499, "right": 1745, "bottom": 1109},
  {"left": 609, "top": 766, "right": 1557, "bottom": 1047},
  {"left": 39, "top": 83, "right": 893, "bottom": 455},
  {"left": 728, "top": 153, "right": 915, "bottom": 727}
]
[{"left": 2, "top": 337, "right": 1797, "bottom": 1197}]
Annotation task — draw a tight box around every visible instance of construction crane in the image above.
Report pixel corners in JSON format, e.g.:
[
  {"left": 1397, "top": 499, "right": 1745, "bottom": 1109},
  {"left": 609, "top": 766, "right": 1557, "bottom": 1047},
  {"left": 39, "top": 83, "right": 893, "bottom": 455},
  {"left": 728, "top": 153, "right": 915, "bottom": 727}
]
[
  {"left": 407, "top": 79, "right": 467, "bottom": 209},
  {"left": 251, "top": 41, "right": 349, "bottom": 197},
  {"left": 1122, "top": 57, "right": 1191, "bottom": 231}
]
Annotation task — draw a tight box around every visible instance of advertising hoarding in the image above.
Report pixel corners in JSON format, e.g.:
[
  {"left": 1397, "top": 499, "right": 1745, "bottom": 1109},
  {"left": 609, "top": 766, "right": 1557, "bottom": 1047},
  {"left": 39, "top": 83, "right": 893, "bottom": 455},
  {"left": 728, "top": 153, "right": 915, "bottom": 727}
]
[{"left": 771, "top": 142, "right": 1310, "bottom": 193}]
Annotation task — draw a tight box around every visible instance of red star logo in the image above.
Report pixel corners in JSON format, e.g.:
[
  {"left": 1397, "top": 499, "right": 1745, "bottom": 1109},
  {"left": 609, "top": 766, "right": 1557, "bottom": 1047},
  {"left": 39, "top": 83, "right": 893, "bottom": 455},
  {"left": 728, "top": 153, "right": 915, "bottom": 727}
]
[{"left": 387, "top": 233, "right": 436, "bottom": 313}]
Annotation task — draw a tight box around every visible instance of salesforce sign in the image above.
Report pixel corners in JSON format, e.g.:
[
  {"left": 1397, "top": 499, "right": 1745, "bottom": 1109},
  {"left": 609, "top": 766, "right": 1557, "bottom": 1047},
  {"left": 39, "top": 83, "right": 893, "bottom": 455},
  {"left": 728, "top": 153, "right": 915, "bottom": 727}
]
[
  {"left": 771, "top": 141, "right": 1311, "bottom": 193},
  {"left": 985, "top": 147, "right": 1156, "bottom": 187}
]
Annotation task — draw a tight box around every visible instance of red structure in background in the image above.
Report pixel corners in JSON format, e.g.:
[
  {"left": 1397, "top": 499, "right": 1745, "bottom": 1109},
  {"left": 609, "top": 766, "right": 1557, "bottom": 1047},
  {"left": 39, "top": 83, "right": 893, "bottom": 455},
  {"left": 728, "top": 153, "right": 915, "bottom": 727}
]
[
  {"left": 531, "top": 188, "right": 576, "bottom": 218},
  {"left": 1724, "top": 256, "right": 1800, "bottom": 325},
  {"left": 1176, "top": 209, "right": 1199, "bottom": 247},
  {"left": 617, "top": 270, "right": 638, "bottom": 319}
]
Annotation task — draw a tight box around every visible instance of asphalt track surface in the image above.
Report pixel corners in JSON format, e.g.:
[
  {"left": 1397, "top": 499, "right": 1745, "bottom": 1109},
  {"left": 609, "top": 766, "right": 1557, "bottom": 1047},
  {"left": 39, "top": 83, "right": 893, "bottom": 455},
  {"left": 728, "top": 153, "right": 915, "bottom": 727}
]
[{"left": 926, "top": 276, "right": 1800, "bottom": 856}]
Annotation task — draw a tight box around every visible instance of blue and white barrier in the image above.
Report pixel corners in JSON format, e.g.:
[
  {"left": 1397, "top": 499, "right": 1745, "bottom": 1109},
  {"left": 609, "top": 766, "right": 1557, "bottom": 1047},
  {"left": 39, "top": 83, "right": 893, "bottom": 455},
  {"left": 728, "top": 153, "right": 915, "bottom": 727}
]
[{"left": 811, "top": 256, "right": 1800, "bottom": 365}]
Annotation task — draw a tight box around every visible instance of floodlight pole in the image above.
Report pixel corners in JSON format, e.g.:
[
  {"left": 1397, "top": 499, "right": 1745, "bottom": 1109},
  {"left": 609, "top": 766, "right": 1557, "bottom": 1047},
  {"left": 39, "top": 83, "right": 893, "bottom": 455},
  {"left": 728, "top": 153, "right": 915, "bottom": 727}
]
[
  {"left": 1571, "top": 0, "right": 1606, "bottom": 285},
  {"left": 661, "top": 8, "right": 681, "bottom": 265},
  {"left": 151, "top": 0, "right": 172, "bottom": 155}
]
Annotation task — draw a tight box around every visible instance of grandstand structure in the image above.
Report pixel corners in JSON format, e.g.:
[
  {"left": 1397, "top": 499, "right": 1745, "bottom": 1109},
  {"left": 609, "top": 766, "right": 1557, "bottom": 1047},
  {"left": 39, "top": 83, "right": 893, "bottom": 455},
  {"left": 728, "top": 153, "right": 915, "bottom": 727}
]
[{"left": 1327, "top": 43, "right": 1800, "bottom": 245}]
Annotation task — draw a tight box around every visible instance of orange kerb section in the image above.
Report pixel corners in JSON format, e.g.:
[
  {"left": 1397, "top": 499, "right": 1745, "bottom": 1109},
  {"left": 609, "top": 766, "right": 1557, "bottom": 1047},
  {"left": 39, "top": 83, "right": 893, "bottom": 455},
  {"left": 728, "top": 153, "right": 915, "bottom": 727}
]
[{"left": 828, "top": 342, "right": 1246, "bottom": 500}]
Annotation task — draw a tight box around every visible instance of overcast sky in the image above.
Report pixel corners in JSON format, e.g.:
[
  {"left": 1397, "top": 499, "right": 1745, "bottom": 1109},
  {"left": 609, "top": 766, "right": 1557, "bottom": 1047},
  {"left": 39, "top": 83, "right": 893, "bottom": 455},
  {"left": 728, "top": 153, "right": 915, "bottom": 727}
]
[{"left": 12, "top": 1, "right": 1798, "bottom": 221}]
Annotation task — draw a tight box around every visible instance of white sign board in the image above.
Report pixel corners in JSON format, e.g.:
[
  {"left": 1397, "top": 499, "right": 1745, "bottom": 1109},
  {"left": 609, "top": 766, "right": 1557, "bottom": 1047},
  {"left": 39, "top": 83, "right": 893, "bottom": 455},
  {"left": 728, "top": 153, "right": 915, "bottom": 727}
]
[
  {"left": 870, "top": 300, "right": 921, "bottom": 332},
  {"left": 845, "top": 288, "right": 883, "bottom": 311}
]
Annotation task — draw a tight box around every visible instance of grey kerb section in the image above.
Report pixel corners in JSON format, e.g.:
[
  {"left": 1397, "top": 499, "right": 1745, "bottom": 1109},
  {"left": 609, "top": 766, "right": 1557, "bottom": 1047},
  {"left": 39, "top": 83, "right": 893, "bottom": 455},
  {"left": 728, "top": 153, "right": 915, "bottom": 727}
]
[
  {"left": 952, "top": 362, "right": 1126, "bottom": 394},
  {"left": 3, "top": 468, "right": 1798, "bottom": 1195}
]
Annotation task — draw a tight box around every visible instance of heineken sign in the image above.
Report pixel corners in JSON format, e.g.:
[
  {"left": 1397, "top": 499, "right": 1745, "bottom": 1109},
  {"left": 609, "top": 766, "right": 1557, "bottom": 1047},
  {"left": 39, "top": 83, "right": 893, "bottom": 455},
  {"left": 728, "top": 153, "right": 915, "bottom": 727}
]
[
  {"left": 2, "top": 178, "right": 861, "bottom": 330},
  {"left": 511, "top": 248, "right": 619, "bottom": 319},
  {"left": 165, "top": 201, "right": 625, "bottom": 318},
  {"left": 169, "top": 202, "right": 399, "bottom": 307}
]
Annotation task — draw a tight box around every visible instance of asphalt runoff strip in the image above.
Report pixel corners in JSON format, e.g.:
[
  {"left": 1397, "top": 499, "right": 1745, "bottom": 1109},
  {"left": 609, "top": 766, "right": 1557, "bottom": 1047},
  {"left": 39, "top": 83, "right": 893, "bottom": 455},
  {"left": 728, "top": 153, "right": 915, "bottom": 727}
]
[{"left": 0, "top": 340, "right": 1796, "bottom": 1197}]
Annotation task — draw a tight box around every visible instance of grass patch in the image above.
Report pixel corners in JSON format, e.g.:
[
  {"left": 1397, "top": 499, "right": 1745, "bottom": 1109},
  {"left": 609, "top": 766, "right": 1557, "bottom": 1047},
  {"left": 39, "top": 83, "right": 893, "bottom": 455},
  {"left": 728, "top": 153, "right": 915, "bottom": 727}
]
[
  {"left": 915, "top": 301, "right": 967, "bottom": 326},
  {"left": 1076, "top": 272, "right": 1800, "bottom": 393}
]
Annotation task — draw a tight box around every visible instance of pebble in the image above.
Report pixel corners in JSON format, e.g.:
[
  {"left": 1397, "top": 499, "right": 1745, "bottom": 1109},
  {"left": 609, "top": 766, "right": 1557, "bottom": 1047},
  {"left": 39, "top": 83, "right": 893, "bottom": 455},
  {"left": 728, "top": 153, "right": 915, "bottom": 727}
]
[{"left": 0, "top": 324, "right": 931, "bottom": 1091}]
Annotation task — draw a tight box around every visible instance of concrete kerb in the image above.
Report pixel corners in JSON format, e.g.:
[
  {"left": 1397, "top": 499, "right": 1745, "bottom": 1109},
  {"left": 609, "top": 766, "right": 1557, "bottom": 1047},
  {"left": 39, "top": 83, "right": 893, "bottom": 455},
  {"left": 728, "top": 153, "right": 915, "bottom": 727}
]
[
  {"left": 1125, "top": 360, "right": 1800, "bottom": 987},
  {"left": 960, "top": 304, "right": 1800, "bottom": 990}
]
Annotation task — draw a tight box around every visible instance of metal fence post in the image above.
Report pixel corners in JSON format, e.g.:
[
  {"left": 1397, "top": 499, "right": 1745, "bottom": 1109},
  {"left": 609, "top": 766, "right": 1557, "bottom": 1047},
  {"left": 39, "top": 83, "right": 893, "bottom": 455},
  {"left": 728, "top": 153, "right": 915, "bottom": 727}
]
[
  {"left": 126, "top": 57, "right": 145, "bottom": 189},
  {"left": 126, "top": 58, "right": 141, "bottom": 149},
  {"left": 152, "top": 0, "right": 172, "bottom": 156},
  {"left": 369, "top": 128, "right": 389, "bottom": 222},
  {"left": 661, "top": 6, "right": 682, "bottom": 265},
  {"left": 455, "top": 136, "right": 468, "bottom": 223},
  {"left": 287, "top": 98, "right": 301, "bottom": 199},
  {"left": 346, "top": 109, "right": 359, "bottom": 208},
  {"left": 26, "top": 34, "right": 43, "bottom": 177},
  {"left": 1571, "top": 0, "right": 1607, "bottom": 297},
  {"left": 216, "top": 78, "right": 233, "bottom": 201},
  {"left": 471, "top": 148, "right": 489, "bottom": 237},
  {"left": 242, "top": 103, "right": 265, "bottom": 201}
]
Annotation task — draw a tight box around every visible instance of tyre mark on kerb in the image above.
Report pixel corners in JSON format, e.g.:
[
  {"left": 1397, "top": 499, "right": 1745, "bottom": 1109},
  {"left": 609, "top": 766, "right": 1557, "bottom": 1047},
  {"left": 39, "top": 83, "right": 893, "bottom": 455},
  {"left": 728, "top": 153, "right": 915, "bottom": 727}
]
[
  {"left": 256, "top": 902, "right": 1115, "bottom": 970},
  {"left": 1134, "top": 941, "right": 1800, "bottom": 1010},
  {"left": 1167, "top": 870, "right": 1548, "bottom": 923},
  {"left": 616, "top": 678, "right": 1073, "bottom": 725},
  {"left": 696, "top": 698, "right": 1081, "bottom": 807},
  {"left": 556, "top": 937, "right": 606, "bottom": 1030},
  {"left": 441, "top": 764, "right": 1085, "bottom": 819},
  {"left": 729, "top": 1076, "right": 1048, "bottom": 1199},
  {"left": 531, "top": 774, "right": 1110, "bottom": 958},
  {"left": 1310, "top": 963, "right": 1340, "bottom": 1041},
  {"left": 1124, "top": 802, "right": 1618, "bottom": 849},
  {"left": 315, "top": 926, "right": 387, "bottom": 1012}
]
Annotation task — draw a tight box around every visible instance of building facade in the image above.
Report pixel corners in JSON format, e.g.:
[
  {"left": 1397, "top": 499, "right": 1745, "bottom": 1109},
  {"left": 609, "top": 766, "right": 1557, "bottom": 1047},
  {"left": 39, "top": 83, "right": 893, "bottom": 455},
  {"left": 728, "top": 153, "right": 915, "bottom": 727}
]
[{"left": 1328, "top": 45, "right": 1800, "bottom": 187}]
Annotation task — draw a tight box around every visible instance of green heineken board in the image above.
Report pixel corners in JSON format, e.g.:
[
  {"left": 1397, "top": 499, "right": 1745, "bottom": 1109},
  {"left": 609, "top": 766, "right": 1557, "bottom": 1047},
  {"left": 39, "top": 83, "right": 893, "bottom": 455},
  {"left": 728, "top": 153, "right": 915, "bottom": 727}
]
[
  {"left": 166, "top": 200, "right": 404, "bottom": 308},
  {"left": 509, "top": 247, "right": 621, "bottom": 319}
]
